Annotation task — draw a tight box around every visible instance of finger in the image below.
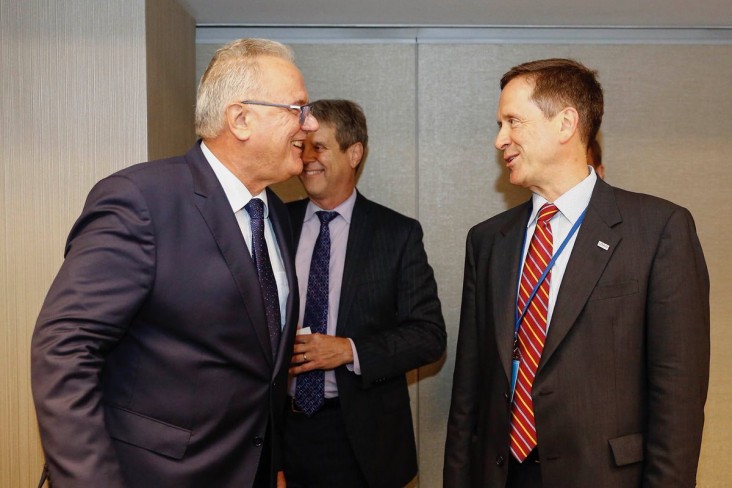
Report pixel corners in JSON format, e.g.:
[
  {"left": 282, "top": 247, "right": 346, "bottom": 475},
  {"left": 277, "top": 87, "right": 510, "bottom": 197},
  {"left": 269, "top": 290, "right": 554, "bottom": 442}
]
[
  {"left": 289, "top": 363, "right": 313, "bottom": 375},
  {"left": 294, "top": 333, "right": 314, "bottom": 345},
  {"left": 291, "top": 353, "right": 306, "bottom": 364}
]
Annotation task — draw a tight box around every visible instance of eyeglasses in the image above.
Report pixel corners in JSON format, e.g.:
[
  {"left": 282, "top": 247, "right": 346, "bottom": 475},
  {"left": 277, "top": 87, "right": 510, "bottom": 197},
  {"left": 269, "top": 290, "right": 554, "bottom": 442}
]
[{"left": 241, "top": 100, "right": 312, "bottom": 125}]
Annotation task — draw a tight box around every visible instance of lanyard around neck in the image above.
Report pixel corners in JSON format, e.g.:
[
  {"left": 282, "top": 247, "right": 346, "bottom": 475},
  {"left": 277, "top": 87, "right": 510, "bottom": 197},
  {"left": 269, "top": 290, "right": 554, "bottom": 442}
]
[{"left": 513, "top": 206, "right": 588, "bottom": 338}]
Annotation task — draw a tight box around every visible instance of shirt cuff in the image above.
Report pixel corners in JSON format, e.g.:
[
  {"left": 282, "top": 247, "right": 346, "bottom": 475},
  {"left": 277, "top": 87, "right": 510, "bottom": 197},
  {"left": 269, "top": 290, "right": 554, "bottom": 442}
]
[{"left": 346, "top": 338, "right": 361, "bottom": 375}]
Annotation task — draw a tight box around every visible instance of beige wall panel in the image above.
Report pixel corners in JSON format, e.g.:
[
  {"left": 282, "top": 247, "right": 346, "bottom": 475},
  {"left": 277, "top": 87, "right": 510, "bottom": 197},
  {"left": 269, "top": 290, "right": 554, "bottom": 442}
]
[
  {"left": 3, "top": 0, "right": 195, "bottom": 484},
  {"left": 0, "top": 0, "right": 148, "bottom": 486},
  {"left": 418, "top": 42, "right": 732, "bottom": 487},
  {"left": 292, "top": 44, "right": 418, "bottom": 217},
  {"left": 417, "top": 44, "right": 520, "bottom": 487},
  {"left": 146, "top": 0, "right": 196, "bottom": 160}
]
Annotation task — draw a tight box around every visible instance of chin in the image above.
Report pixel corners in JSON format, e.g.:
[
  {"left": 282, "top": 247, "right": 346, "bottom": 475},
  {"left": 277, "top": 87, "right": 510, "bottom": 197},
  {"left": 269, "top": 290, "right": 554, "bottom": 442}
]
[
  {"left": 287, "top": 160, "right": 304, "bottom": 177},
  {"left": 301, "top": 182, "right": 324, "bottom": 198}
]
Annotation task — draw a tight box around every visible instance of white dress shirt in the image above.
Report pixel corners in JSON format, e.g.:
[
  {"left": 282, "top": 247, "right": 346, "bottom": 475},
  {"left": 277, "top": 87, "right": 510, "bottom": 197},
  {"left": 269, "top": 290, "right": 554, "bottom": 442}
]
[
  {"left": 200, "top": 141, "right": 288, "bottom": 329},
  {"left": 521, "top": 166, "right": 598, "bottom": 328}
]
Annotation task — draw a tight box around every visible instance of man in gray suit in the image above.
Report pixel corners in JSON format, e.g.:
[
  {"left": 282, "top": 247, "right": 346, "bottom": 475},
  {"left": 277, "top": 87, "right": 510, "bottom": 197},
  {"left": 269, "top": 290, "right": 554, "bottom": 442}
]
[
  {"left": 284, "top": 99, "right": 446, "bottom": 487},
  {"left": 444, "top": 58, "right": 709, "bottom": 487},
  {"left": 31, "top": 38, "right": 318, "bottom": 487}
]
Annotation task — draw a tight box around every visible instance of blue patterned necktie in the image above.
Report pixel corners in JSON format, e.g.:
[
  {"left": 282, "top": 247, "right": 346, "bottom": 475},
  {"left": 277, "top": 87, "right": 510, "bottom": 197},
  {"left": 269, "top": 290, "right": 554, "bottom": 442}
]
[
  {"left": 244, "top": 198, "right": 281, "bottom": 358},
  {"left": 295, "top": 210, "right": 339, "bottom": 416}
]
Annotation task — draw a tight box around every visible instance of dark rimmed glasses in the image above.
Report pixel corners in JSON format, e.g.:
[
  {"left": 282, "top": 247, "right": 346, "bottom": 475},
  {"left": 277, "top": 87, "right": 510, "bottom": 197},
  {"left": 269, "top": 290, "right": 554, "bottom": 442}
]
[{"left": 240, "top": 100, "right": 312, "bottom": 125}]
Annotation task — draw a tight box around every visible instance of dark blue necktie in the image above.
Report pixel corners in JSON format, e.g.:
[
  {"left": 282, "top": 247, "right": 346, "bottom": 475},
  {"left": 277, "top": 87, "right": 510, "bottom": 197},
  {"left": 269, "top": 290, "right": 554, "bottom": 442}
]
[
  {"left": 295, "top": 210, "right": 339, "bottom": 416},
  {"left": 244, "top": 198, "right": 281, "bottom": 358}
]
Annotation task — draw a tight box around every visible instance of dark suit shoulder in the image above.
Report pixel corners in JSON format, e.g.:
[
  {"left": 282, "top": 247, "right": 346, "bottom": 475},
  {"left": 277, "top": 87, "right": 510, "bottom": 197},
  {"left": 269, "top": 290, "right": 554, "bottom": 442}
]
[
  {"left": 100, "top": 150, "right": 192, "bottom": 193},
  {"left": 286, "top": 198, "right": 309, "bottom": 216},
  {"left": 358, "top": 196, "right": 419, "bottom": 226},
  {"left": 608, "top": 184, "right": 686, "bottom": 213},
  {"left": 287, "top": 194, "right": 422, "bottom": 230},
  {"left": 598, "top": 182, "right": 697, "bottom": 235},
  {"left": 112, "top": 145, "right": 195, "bottom": 178},
  {"left": 467, "top": 201, "right": 530, "bottom": 243}
]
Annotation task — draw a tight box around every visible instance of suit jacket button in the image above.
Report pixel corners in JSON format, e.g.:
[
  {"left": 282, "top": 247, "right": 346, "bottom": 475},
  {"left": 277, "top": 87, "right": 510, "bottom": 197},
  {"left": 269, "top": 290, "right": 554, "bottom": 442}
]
[
  {"left": 253, "top": 436, "right": 264, "bottom": 447},
  {"left": 496, "top": 455, "right": 505, "bottom": 466}
]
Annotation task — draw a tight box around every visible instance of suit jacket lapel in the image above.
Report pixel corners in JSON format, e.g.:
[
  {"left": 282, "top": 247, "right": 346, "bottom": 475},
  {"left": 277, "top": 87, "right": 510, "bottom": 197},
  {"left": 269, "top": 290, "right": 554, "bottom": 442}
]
[
  {"left": 288, "top": 199, "right": 307, "bottom": 246},
  {"left": 336, "top": 193, "right": 371, "bottom": 337},
  {"left": 493, "top": 201, "right": 532, "bottom": 382},
  {"left": 187, "top": 144, "right": 273, "bottom": 365},
  {"left": 539, "top": 179, "right": 623, "bottom": 371},
  {"left": 266, "top": 188, "right": 299, "bottom": 373}
]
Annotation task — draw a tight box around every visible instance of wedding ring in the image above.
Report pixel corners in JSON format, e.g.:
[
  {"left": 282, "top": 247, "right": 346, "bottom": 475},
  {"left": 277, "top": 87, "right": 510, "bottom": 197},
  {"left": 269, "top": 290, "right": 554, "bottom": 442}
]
[{"left": 303, "top": 353, "right": 308, "bottom": 362}]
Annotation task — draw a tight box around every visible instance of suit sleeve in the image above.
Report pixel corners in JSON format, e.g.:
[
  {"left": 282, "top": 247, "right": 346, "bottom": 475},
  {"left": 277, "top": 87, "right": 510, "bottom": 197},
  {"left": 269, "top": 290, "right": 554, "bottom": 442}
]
[
  {"left": 351, "top": 219, "right": 447, "bottom": 387},
  {"left": 31, "top": 175, "right": 156, "bottom": 487},
  {"left": 443, "top": 228, "right": 480, "bottom": 487},
  {"left": 644, "top": 206, "right": 710, "bottom": 486}
]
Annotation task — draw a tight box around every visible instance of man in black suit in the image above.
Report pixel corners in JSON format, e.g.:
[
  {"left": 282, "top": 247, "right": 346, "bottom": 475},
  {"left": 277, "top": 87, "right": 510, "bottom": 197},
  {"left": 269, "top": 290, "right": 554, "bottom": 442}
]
[
  {"left": 444, "top": 59, "right": 709, "bottom": 487},
  {"left": 31, "top": 38, "right": 318, "bottom": 487},
  {"left": 284, "top": 99, "right": 446, "bottom": 487}
]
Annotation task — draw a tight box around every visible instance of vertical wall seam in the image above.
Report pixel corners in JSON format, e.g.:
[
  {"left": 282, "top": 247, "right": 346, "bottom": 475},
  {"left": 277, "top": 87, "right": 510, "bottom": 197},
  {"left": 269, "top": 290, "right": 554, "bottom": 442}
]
[{"left": 413, "top": 35, "right": 421, "bottom": 487}]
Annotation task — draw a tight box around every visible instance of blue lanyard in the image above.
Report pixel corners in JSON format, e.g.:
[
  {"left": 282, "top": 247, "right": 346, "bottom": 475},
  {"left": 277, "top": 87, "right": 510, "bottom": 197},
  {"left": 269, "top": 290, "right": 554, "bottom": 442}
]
[
  {"left": 513, "top": 207, "right": 588, "bottom": 339},
  {"left": 509, "top": 206, "right": 587, "bottom": 401}
]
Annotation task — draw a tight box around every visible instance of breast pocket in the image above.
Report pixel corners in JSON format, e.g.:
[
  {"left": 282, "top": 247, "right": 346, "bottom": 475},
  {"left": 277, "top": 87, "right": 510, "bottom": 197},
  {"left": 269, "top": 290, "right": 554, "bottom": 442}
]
[{"left": 589, "top": 280, "right": 639, "bottom": 301}]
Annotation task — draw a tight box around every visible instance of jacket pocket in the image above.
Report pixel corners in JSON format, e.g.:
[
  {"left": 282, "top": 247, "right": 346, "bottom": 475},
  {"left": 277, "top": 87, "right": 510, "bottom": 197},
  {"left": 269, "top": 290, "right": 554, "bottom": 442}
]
[
  {"left": 608, "top": 432, "right": 644, "bottom": 466},
  {"left": 589, "top": 280, "right": 639, "bottom": 301},
  {"left": 105, "top": 404, "right": 191, "bottom": 459}
]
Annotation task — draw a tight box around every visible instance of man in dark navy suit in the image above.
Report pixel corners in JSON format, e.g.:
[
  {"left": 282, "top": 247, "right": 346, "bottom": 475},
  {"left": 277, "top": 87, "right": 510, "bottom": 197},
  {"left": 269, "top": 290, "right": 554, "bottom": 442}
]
[{"left": 31, "top": 38, "right": 318, "bottom": 488}]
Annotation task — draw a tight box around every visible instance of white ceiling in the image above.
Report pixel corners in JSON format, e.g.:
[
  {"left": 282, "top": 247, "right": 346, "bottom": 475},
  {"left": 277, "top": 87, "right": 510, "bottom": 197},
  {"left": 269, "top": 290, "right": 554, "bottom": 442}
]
[{"left": 178, "top": 0, "right": 732, "bottom": 28}]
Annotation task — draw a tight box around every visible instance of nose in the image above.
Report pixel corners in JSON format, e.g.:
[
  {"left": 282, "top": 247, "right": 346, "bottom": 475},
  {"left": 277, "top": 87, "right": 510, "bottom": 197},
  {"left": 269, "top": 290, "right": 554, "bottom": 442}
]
[
  {"left": 494, "top": 125, "right": 509, "bottom": 151},
  {"left": 301, "top": 112, "right": 319, "bottom": 132},
  {"left": 302, "top": 142, "right": 317, "bottom": 163}
]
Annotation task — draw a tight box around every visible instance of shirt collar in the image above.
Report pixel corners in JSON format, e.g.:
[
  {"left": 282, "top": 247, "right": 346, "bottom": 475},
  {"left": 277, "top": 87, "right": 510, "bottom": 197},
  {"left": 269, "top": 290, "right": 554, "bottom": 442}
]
[
  {"left": 200, "top": 141, "right": 269, "bottom": 216},
  {"left": 528, "top": 166, "right": 597, "bottom": 226},
  {"left": 304, "top": 188, "right": 357, "bottom": 224}
]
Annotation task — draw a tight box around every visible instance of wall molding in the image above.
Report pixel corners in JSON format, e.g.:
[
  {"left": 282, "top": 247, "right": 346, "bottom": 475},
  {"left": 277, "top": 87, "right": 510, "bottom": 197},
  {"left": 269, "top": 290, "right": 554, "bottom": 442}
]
[{"left": 196, "top": 25, "right": 732, "bottom": 45}]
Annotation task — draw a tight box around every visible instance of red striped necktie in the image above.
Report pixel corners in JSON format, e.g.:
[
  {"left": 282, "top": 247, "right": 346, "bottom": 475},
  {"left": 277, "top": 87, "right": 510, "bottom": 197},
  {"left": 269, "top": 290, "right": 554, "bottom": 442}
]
[{"left": 510, "top": 202, "right": 559, "bottom": 462}]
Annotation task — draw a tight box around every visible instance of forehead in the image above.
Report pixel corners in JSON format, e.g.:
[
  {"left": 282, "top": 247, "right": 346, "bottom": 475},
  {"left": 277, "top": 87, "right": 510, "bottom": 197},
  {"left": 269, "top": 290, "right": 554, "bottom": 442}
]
[
  {"left": 257, "top": 56, "right": 308, "bottom": 103},
  {"left": 310, "top": 121, "right": 337, "bottom": 143},
  {"left": 497, "top": 76, "right": 538, "bottom": 116}
]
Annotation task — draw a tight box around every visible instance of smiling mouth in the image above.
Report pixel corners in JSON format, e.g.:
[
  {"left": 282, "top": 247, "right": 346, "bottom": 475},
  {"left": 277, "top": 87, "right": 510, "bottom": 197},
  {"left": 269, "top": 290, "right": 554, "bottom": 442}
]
[
  {"left": 505, "top": 154, "right": 518, "bottom": 164},
  {"left": 292, "top": 141, "right": 303, "bottom": 150}
]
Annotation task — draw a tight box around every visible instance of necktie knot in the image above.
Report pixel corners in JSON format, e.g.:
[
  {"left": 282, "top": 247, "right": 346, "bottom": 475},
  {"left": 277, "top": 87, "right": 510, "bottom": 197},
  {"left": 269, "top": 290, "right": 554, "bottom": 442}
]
[
  {"left": 537, "top": 203, "right": 559, "bottom": 224},
  {"left": 245, "top": 198, "right": 265, "bottom": 220},
  {"left": 316, "top": 210, "right": 338, "bottom": 225}
]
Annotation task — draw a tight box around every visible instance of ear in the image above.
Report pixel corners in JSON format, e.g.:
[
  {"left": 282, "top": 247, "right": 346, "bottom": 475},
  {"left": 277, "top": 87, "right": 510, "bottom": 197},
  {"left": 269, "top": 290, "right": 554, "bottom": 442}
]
[
  {"left": 225, "top": 103, "right": 253, "bottom": 141},
  {"left": 347, "top": 142, "right": 364, "bottom": 169},
  {"left": 557, "top": 107, "right": 580, "bottom": 144}
]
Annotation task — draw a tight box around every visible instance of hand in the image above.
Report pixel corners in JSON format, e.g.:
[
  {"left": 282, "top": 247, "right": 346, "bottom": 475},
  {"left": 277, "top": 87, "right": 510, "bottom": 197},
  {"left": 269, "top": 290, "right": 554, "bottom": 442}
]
[
  {"left": 277, "top": 470, "right": 286, "bottom": 488},
  {"left": 289, "top": 333, "right": 354, "bottom": 375}
]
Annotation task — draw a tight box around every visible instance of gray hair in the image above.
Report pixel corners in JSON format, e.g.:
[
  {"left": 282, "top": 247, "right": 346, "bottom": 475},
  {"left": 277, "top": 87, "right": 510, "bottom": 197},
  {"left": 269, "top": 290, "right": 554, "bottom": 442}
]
[{"left": 195, "top": 38, "right": 294, "bottom": 139}]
